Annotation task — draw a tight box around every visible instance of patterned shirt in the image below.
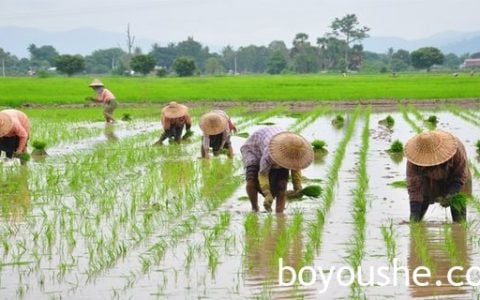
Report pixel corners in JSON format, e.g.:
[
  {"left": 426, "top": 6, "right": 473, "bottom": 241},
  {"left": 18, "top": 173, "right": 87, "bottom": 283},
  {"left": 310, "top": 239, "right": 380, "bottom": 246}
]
[
  {"left": 240, "top": 126, "right": 284, "bottom": 174},
  {"left": 2, "top": 109, "right": 30, "bottom": 152},
  {"left": 202, "top": 110, "right": 234, "bottom": 151},
  {"left": 96, "top": 88, "right": 115, "bottom": 104},
  {"left": 407, "top": 137, "right": 470, "bottom": 202}
]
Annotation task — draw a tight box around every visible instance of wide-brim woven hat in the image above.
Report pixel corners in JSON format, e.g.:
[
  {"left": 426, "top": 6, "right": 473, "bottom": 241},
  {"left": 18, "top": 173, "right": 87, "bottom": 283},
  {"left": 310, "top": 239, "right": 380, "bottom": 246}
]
[
  {"left": 405, "top": 130, "right": 458, "bottom": 167},
  {"left": 162, "top": 101, "right": 188, "bottom": 118},
  {"left": 0, "top": 111, "right": 13, "bottom": 137},
  {"left": 89, "top": 79, "right": 104, "bottom": 87},
  {"left": 268, "top": 132, "right": 314, "bottom": 170},
  {"left": 200, "top": 112, "right": 228, "bottom": 135}
]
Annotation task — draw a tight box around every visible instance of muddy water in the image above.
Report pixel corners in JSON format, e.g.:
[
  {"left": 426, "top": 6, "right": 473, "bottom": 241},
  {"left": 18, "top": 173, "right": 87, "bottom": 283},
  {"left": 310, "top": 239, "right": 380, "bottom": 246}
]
[{"left": 1, "top": 106, "right": 479, "bottom": 299}]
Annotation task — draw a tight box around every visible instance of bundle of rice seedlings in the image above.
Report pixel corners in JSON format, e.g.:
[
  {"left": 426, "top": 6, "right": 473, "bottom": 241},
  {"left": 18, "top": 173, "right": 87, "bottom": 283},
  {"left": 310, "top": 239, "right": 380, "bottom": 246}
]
[
  {"left": 425, "top": 115, "right": 438, "bottom": 124},
  {"left": 31, "top": 140, "right": 48, "bottom": 156},
  {"left": 183, "top": 130, "right": 194, "bottom": 139},
  {"left": 388, "top": 180, "right": 407, "bottom": 188},
  {"left": 18, "top": 153, "right": 31, "bottom": 163},
  {"left": 236, "top": 132, "right": 249, "bottom": 138},
  {"left": 311, "top": 140, "right": 328, "bottom": 154},
  {"left": 379, "top": 115, "right": 395, "bottom": 128},
  {"left": 476, "top": 140, "right": 480, "bottom": 154},
  {"left": 387, "top": 140, "right": 404, "bottom": 153},
  {"left": 121, "top": 113, "right": 132, "bottom": 121},
  {"left": 331, "top": 115, "right": 345, "bottom": 127},
  {"left": 301, "top": 185, "right": 322, "bottom": 198},
  {"left": 450, "top": 193, "right": 469, "bottom": 211}
]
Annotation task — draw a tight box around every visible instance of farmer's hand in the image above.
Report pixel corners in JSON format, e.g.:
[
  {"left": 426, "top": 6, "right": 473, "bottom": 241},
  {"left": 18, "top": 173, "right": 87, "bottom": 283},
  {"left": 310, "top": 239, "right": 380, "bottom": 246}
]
[
  {"left": 437, "top": 195, "right": 451, "bottom": 208},
  {"left": 263, "top": 192, "right": 274, "bottom": 212}
]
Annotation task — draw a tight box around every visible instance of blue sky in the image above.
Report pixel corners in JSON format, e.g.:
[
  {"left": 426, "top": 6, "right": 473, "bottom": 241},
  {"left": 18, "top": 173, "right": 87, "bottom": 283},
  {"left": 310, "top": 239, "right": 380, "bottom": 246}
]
[{"left": 1, "top": 0, "right": 479, "bottom": 46}]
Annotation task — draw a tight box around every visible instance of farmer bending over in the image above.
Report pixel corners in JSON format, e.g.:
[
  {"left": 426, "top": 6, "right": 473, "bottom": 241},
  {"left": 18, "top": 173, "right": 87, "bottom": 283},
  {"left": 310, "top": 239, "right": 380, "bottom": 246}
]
[
  {"left": 200, "top": 110, "right": 236, "bottom": 159},
  {"left": 155, "top": 102, "right": 192, "bottom": 145},
  {"left": 405, "top": 130, "right": 472, "bottom": 223},
  {"left": 0, "top": 109, "right": 30, "bottom": 159},
  {"left": 89, "top": 79, "right": 117, "bottom": 123},
  {"left": 240, "top": 127, "right": 313, "bottom": 213}
]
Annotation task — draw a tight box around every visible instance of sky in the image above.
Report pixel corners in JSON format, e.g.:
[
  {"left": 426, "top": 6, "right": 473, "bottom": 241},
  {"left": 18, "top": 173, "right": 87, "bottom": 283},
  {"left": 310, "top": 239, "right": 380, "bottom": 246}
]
[{"left": 1, "top": 0, "right": 480, "bottom": 47}]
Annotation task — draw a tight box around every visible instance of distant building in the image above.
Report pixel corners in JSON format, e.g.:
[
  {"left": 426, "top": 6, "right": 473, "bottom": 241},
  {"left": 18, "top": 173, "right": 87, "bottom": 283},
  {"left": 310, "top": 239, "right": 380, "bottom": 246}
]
[{"left": 460, "top": 58, "right": 480, "bottom": 68}]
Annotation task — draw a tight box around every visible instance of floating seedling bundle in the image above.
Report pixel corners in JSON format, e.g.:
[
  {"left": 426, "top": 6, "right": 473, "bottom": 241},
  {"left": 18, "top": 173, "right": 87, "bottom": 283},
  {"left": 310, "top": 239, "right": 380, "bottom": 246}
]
[
  {"left": 287, "top": 185, "right": 322, "bottom": 200},
  {"left": 31, "top": 140, "right": 48, "bottom": 157},
  {"left": 331, "top": 114, "right": 345, "bottom": 127},
  {"left": 379, "top": 115, "right": 395, "bottom": 128},
  {"left": 311, "top": 139, "right": 328, "bottom": 154},
  {"left": 121, "top": 113, "right": 132, "bottom": 121}
]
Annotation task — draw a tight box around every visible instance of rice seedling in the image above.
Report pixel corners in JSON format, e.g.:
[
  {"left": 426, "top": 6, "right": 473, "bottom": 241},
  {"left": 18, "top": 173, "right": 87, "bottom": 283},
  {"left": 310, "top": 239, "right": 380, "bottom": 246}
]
[
  {"left": 445, "top": 105, "right": 480, "bottom": 127},
  {"left": 450, "top": 193, "right": 469, "bottom": 213},
  {"left": 380, "top": 219, "right": 396, "bottom": 264},
  {"left": 331, "top": 114, "right": 345, "bottom": 127},
  {"left": 425, "top": 115, "right": 438, "bottom": 124},
  {"left": 235, "top": 132, "right": 249, "bottom": 138},
  {"left": 301, "top": 185, "right": 322, "bottom": 198},
  {"left": 256, "top": 121, "right": 276, "bottom": 126},
  {"left": 387, "top": 139, "right": 404, "bottom": 153},
  {"left": 121, "top": 113, "right": 132, "bottom": 121},
  {"left": 388, "top": 180, "right": 407, "bottom": 188},
  {"left": 399, "top": 104, "right": 423, "bottom": 133},
  {"left": 311, "top": 139, "right": 328, "bottom": 154},
  {"left": 378, "top": 115, "right": 395, "bottom": 128}
]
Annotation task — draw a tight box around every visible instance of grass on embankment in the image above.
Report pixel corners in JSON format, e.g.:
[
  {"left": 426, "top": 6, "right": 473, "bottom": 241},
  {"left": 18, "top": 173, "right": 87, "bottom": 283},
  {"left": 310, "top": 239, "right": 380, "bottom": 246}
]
[{"left": 1, "top": 73, "right": 479, "bottom": 106}]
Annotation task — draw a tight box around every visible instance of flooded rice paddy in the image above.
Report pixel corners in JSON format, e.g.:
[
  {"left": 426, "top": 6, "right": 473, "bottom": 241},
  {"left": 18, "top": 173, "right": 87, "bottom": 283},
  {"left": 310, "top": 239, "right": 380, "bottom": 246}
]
[{"left": 0, "top": 103, "right": 480, "bottom": 299}]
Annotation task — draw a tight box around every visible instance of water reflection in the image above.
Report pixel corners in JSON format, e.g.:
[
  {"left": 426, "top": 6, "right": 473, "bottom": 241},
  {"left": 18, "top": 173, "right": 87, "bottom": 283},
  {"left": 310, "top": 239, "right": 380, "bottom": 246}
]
[
  {"left": 0, "top": 166, "right": 31, "bottom": 221},
  {"left": 408, "top": 223, "right": 471, "bottom": 299},
  {"left": 243, "top": 214, "right": 315, "bottom": 298},
  {"left": 104, "top": 123, "right": 118, "bottom": 142}
]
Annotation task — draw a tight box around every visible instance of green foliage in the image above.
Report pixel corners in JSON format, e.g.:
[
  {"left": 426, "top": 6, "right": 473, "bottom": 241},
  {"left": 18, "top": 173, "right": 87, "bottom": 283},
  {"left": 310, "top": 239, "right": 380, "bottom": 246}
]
[
  {"left": 425, "top": 115, "right": 438, "bottom": 124},
  {"left": 388, "top": 180, "right": 407, "bottom": 188},
  {"left": 450, "top": 193, "right": 469, "bottom": 212},
  {"left": 411, "top": 47, "right": 445, "bottom": 71},
  {"left": 155, "top": 67, "right": 168, "bottom": 77},
  {"left": 32, "top": 140, "right": 47, "bottom": 150},
  {"left": 379, "top": 115, "right": 395, "bottom": 128},
  {"left": 85, "top": 48, "right": 125, "bottom": 74},
  {"left": 55, "top": 55, "right": 85, "bottom": 76},
  {"left": 301, "top": 185, "right": 322, "bottom": 198},
  {"left": 173, "top": 56, "right": 196, "bottom": 77},
  {"left": 28, "top": 44, "right": 59, "bottom": 67},
  {"left": 311, "top": 140, "right": 327, "bottom": 152},
  {"left": 388, "top": 140, "right": 404, "bottom": 153},
  {"left": 476, "top": 140, "right": 480, "bottom": 153},
  {"left": 130, "top": 54, "right": 156, "bottom": 76},
  {"left": 267, "top": 51, "right": 288, "bottom": 74}
]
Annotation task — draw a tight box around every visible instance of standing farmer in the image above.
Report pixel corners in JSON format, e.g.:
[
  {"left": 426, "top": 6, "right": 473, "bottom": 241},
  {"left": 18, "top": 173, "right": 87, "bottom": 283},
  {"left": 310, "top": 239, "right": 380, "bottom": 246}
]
[
  {"left": 0, "top": 109, "right": 30, "bottom": 159},
  {"left": 199, "top": 110, "right": 236, "bottom": 159},
  {"left": 405, "top": 130, "right": 472, "bottom": 223},
  {"left": 240, "top": 127, "right": 313, "bottom": 213},
  {"left": 89, "top": 79, "right": 117, "bottom": 123},
  {"left": 155, "top": 102, "right": 192, "bottom": 145}
]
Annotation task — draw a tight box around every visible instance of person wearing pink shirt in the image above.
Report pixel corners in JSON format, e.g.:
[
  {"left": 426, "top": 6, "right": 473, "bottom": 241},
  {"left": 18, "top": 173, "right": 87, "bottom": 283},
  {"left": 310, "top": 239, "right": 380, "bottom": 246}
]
[
  {"left": 89, "top": 79, "right": 117, "bottom": 123},
  {"left": 0, "top": 109, "right": 30, "bottom": 158}
]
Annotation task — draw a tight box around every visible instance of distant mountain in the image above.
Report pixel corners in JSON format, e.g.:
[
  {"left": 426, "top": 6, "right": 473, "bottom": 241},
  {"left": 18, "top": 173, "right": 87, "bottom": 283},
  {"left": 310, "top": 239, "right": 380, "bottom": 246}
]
[
  {"left": 0, "top": 27, "right": 157, "bottom": 58},
  {"left": 364, "top": 31, "right": 480, "bottom": 55}
]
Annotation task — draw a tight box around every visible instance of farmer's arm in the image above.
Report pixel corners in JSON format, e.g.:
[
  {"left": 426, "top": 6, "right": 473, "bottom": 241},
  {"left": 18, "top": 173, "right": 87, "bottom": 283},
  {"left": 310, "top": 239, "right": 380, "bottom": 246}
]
[
  {"left": 406, "top": 161, "right": 423, "bottom": 202},
  {"left": 291, "top": 170, "right": 303, "bottom": 191},
  {"left": 185, "top": 114, "right": 192, "bottom": 131},
  {"left": 14, "top": 125, "right": 28, "bottom": 153},
  {"left": 447, "top": 150, "right": 467, "bottom": 195},
  {"left": 202, "top": 134, "right": 210, "bottom": 158},
  {"left": 228, "top": 119, "right": 236, "bottom": 133},
  {"left": 162, "top": 115, "right": 171, "bottom": 130}
]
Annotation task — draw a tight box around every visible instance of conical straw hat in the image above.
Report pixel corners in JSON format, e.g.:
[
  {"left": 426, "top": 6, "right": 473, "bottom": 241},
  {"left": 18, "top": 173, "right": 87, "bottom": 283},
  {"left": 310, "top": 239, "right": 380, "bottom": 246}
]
[
  {"left": 268, "top": 132, "right": 314, "bottom": 170},
  {"left": 89, "top": 79, "right": 104, "bottom": 87},
  {"left": 162, "top": 101, "right": 188, "bottom": 118},
  {"left": 0, "top": 111, "right": 13, "bottom": 137},
  {"left": 200, "top": 112, "right": 228, "bottom": 135},
  {"left": 405, "top": 130, "right": 458, "bottom": 167}
]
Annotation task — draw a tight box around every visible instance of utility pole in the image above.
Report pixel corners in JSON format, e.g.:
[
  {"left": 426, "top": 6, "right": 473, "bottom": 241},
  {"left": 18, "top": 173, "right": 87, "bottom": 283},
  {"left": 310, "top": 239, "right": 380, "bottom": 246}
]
[{"left": 126, "top": 23, "right": 135, "bottom": 74}]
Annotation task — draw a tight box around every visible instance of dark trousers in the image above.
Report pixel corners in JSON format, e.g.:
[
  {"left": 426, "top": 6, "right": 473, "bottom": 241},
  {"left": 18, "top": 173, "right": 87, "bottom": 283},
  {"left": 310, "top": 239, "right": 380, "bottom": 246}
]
[
  {"left": 210, "top": 134, "right": 231, "bottom": 156},
  {"left": 0, "top": 136, "right": 19, "bottom": 158},
  {"left": 160, "top": 124, "right": 185, "bottom": 142}
]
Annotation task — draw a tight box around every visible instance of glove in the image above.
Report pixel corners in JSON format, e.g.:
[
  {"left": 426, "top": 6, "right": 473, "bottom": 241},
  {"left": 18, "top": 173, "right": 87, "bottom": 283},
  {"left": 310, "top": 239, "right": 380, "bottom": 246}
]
[
  {"left": 286, "top": 190, "right": 302, "bottom": 199},
  {"left": 410, "top": 201, "right": 423, "bottom": 222},
  {"left": 258, "top": 173, "right": 273, "bottom": 211}
]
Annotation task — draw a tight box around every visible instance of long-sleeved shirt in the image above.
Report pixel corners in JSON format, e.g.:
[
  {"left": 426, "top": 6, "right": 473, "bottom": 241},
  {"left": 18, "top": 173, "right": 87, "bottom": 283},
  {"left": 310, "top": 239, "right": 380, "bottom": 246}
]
[
  {"left": 95, "top": 88, "right": 115, "bottom": 104},
  {"left": 1, "top": 109, "right": 30, "bottom": 152},
  {"left": 240, "top": 126, "right": 285, "bottom": 174},
  {"left": 202, "top": 110, "right": 235, "bottom": 151},
  {"left": 407, "top": 137, "right": 470, "bottom": 203}
]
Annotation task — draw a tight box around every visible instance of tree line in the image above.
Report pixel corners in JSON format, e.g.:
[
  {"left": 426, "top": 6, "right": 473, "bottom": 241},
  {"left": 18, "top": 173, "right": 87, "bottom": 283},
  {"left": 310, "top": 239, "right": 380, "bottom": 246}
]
[{"left": 0, "top": 14, "right": 478, "bottom": 77}]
